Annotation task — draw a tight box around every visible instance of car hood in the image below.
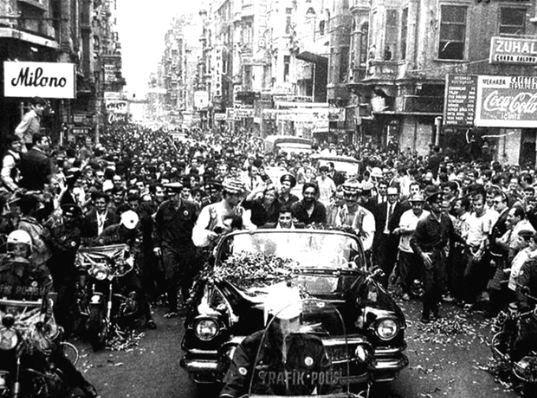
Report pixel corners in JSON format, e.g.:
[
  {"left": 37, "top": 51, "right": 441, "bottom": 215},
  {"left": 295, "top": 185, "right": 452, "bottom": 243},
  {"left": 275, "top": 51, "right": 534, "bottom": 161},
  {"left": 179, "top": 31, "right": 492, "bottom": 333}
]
[{"left": 216, "top": 271, "right": 404, "bottom": 335}]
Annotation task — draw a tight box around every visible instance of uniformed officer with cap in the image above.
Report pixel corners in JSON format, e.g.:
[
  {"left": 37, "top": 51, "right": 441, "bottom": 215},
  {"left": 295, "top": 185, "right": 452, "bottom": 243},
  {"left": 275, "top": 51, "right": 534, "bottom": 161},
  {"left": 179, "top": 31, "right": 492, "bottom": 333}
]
[
  {"left": 410, "top": 189, "right": 459, "bottom": 323},
  {"left": 154, "top": 181, "right": 199, "bottom": 317},
  {"left": 278, "top": 173, "right": 299, "bottom": 208},
  {"left": 220, "top": 284, "right": 333, "bottom": 397}
]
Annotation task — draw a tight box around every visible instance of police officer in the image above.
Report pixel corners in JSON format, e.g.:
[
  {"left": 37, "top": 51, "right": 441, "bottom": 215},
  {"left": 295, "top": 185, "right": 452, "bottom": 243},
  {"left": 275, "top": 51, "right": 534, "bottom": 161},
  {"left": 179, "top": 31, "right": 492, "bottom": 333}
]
[
  {"left": 220, "top": 285, "right": 332, "bottom": 397},
  {"left": 153, "top": 182, "right": 198, "bottom": 318},
  {"left": 48, "top": 203, "right": 83, "bottom": 334},
  {"left": 0, "top": 229, "right": 99, "bottom": 397},
  {"left": 410, "top": 190, "right": 460, "bottom": 323},
  {"left": 278, "top": 173, "right": 299, "bottom": 208}
]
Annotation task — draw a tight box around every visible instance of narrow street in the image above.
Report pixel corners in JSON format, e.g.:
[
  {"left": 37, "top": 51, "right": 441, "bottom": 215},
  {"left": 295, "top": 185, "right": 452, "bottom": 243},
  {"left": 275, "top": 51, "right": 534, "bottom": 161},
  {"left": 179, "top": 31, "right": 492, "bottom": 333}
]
[{"left": 76, "top": 301, "right": 518, "bottom": 398}]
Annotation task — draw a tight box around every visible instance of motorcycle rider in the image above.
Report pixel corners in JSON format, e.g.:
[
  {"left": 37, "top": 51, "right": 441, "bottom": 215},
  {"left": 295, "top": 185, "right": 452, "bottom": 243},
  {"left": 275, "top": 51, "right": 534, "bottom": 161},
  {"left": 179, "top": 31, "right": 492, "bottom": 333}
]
[
  {"left": 220, "top": 284, "right": 333, "bottom": 397},
  {"left": 0, "top": 229, "right": 99, "bottom": 397},
  {"left": 96, "top": 210, "right": 156, "bottom": 329}
]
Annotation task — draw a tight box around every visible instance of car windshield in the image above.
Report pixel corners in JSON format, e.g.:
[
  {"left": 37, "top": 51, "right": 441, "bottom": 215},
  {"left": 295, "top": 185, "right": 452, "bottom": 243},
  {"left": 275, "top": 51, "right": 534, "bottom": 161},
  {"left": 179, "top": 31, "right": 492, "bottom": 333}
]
[{"left": 218, "top": 231, "right": 360, "bottom": 270}]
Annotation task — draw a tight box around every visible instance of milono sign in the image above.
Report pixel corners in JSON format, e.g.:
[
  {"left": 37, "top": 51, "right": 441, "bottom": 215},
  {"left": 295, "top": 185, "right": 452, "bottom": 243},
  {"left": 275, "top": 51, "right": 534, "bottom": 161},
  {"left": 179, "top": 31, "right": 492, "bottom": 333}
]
[{"left": 3, "top": 61, "right": 76, "bottom": 99}]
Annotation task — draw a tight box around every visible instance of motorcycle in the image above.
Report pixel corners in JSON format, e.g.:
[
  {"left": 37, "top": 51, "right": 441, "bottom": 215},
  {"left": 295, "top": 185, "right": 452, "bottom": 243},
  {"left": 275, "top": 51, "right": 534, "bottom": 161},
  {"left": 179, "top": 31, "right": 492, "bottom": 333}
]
[
  {"left": 491, "top": 292, "right": 537, "bottom": 396},
  {"left": 75, "top": 244, "right": 139, "bottom": 351},
  {"left": 0, "top": 295, "right": 83, "bottom": 398}
]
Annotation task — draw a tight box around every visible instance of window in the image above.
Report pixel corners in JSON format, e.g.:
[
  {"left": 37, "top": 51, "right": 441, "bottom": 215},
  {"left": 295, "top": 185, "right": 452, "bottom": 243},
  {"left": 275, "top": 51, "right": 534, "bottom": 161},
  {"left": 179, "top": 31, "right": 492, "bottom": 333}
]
[
  {"left": 438, "top": 5, "right": 467, "bottom": 60},
  {"left": 339, "top": 46, "right": 349, "bottom": 82},
  {"left": 360, "top": 22, "right": 369, "bottom": 64},
  {"left": 499, "top": 8, "right": 526, "bottom": 35},
  {"left": 284, "top": 55, "right": 290, "bottom": 82},
  {"left": 319, "top": 20, "right": 325, "bottom": 36},
  {"left": 385, "top": 9, "right": 399, "bottom": 60},
  {"left": 400, "top": 8, "right": 408, "bottom": 60},
  {"left": 285, "top": 8, "right": 292, "bottom": 34}
]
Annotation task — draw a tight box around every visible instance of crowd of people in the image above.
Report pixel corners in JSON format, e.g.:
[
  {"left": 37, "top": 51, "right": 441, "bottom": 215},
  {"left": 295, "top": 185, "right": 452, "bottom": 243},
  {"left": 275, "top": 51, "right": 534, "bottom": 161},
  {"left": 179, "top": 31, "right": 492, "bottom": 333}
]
[{"left": 1, "top": 112, "right": 537, "bottom": 344}]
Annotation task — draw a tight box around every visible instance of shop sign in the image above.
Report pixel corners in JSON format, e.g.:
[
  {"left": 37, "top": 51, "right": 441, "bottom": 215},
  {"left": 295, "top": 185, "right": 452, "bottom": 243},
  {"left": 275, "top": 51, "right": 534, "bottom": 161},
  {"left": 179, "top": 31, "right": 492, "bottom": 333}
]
[
  {"left": 226, "top": 108, "right": 235, "bottom": 120},
  {"left": 234, "top": 107, "right": 254, "bottom": 119},
  {"left": 475, "top": 75, "right": 537, "bottom": 128},
  {"left": 73, "top": 113, "right": 88, "bottom": 124},
  {"left": 214, "top": 113, "right": 226, "bottom": 121},
  {"left": 71, "top": 127, "right": 90, "bottom": 135},
  {"left": 194, "top": 91, "right": 209, "bottom": 109},
  {"left": 443, "top": 74, "right": 478, "bottom": 126},
  {"left": 105, "top": 100, "right": 129, "bottom": 114},
  {"left": 3, "top": 61, "right": 75, "bottom": 99},
  {"left": 490, "top": 36, "right": 537, "bottom": 65}
]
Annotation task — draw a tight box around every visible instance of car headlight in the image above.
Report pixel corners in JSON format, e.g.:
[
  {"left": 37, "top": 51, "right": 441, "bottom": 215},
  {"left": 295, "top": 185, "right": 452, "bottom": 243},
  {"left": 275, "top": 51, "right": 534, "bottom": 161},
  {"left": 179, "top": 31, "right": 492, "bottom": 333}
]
[
  {"left": 376, "top": 319, "right": 399, "bottom": 341},
  {"left": 194, "top": 318, "right": 219, "bottom": 341},
  {"left": 0, "top": 327, "right": 18, "bottom": 350}
]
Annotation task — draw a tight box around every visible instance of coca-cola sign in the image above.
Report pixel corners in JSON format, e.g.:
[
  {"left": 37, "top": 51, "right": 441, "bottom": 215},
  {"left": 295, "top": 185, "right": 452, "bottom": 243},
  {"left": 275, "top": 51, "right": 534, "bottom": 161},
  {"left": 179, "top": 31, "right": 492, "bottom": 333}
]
[
  {"left": 475, "top": 75, "right": 537, "bottom": 128},
  {"left": 3, "top": 61, "right": 75, "bottom": 99}
]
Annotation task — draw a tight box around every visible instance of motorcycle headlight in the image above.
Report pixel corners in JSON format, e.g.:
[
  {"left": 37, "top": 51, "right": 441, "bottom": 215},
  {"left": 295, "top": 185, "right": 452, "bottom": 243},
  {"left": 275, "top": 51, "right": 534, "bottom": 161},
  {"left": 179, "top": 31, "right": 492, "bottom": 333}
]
[
  {"left": 376, "top": 319, "right": 399, "bottom": 341},
  {"left": 194, "top": 318, "right": 219, "bottom": 341},
  {"left": 94, "top": 270, "right": 108, "bottom": 281},
  {"left": 0, "top": 327, "right": 18, "bottom": 350}
]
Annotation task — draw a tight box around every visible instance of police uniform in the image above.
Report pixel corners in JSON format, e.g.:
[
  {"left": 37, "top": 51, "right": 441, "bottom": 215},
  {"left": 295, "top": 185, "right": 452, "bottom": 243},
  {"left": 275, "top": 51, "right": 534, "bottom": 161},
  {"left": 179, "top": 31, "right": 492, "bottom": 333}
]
[
  {"left": 220, "top": 330, "right": 333, "bottom": 397},
  {"left": 0, "top": 255, "right": 51, "bottom": 301},
  {"left": 154, "top": 187, "right": 198, "bottom": 313}
]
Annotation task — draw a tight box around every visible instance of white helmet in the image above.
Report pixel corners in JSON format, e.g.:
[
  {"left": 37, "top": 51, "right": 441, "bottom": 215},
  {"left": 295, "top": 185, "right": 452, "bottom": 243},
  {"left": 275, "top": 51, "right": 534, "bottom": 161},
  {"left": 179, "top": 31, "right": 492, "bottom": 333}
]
[
  {"left": 7, "top": 230, "right": 32, "bottom": 246},
  {"left": 120, "top": 210, "right": 139, "bottom": 230}
]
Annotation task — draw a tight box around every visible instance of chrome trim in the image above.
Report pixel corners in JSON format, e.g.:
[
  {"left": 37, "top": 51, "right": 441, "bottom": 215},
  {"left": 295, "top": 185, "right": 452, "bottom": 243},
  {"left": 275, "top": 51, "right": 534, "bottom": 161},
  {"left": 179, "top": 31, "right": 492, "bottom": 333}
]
[
  {"left": 186, "top": 348, "right": 218, "bottom": 355},
  {"left": 182, "top": 359, "right": 218, "bottom": 372},
  {"left": 374, "top": 346, "right": 403, "bottom": 356},
  {"left": 322, "top": 336, "right": 368, "bottom": 346},
  {"left": 373, "top": 358, "right": 406, "bottom": 370}
]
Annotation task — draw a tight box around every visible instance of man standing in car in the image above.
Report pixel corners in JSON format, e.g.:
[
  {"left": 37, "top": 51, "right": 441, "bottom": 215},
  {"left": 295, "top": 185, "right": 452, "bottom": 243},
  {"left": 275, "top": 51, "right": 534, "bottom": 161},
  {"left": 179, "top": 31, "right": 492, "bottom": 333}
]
[{"left": 291, "top": 183, "right": 327, "bottom": 226}]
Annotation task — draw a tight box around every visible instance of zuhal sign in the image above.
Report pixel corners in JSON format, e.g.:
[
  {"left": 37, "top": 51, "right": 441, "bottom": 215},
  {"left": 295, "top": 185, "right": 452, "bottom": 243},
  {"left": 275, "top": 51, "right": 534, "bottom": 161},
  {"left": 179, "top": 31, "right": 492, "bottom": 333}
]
[{"left": 3, "top": 61, "right": 76, "bottom": 99}]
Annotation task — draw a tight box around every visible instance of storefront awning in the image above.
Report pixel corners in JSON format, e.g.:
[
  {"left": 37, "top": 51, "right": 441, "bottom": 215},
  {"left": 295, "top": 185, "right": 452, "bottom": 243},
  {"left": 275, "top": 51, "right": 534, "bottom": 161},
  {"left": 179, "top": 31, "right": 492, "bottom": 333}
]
[
  {"left": 372, "top": 111, "right": 442, "bottom": 116},
  {"left": 296, "top": 51, "right": 328, "bottom": 64}
]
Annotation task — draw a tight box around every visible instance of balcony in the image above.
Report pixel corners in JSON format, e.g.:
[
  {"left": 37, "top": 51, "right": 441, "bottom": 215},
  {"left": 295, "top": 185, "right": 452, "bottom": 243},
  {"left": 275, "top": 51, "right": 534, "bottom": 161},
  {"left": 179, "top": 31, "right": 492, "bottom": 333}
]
[
  {"left": 0, "top": 15, "right": 59, "bottom": 43},
  {"left": 402, "top": 95, "right": 443, "bottom": 114},
  {"left": 364, "top": 60, "right": 406, "bottom": 82}
]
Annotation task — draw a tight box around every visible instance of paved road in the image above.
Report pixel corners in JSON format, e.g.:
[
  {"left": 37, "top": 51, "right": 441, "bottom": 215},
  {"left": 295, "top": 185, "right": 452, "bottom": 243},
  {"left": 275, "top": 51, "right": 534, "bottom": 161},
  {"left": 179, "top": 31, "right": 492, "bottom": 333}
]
[{"left": 75, "top": 301, "right": 518, "bottom": 398}]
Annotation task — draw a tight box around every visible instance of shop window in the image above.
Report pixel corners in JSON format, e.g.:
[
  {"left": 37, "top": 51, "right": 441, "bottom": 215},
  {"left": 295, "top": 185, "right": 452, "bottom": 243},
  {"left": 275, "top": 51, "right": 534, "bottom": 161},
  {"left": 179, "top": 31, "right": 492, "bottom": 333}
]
[
  {"left": 438, "top": 5, "right": 467, "bottom": 60},
  {"left": 285, "top": 8, "right": 292, "bottom": 34},
  {"left": 319, "top": 20, "right": 325, "bottom": 36},
  {"left": 499, "top": 8, "right": 526, "bottom": 35}
]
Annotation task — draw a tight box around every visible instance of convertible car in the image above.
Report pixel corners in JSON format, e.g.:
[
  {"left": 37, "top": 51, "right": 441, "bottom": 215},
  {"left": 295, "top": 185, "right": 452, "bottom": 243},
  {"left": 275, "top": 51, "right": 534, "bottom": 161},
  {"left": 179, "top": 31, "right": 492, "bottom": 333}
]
[{"left": 180, "top": 229, "right": 408, "bottom": 390}]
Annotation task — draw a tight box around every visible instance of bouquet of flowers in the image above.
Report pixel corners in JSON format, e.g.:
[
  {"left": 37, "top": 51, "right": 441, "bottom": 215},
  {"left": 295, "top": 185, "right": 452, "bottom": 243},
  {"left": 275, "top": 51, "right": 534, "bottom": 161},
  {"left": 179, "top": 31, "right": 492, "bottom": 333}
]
[{"left": 207, "top": 251, "right": 300, "bottom": 290}]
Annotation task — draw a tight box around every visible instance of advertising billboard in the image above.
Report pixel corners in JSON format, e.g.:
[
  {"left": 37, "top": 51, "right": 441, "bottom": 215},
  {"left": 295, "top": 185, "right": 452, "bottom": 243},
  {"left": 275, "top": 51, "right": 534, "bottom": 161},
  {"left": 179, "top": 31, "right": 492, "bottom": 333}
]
[{"left": 474, "top": 75, "right": 537, "bottom": 128}]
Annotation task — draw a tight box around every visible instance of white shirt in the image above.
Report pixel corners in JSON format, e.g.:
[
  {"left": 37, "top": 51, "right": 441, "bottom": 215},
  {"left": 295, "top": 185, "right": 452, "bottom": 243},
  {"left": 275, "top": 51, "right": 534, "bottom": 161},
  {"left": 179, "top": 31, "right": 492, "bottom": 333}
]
[
  {"left": 192, "top": 200, "right": 255, "bottom": 247},
  {"left": 509, "top": 248, "right": 536, "bottom": 291},
  {"left": 316, "top": 176, "right": 336, "bottom": 207},
  {"left": 398, "top": 209, "right": 430, "bottom": 253},
  {"left": 464, "top": 210, "right": 490, "bottom": 247},
  {"left": 351, "top": 206, "right": 376, "bottom": 251}
]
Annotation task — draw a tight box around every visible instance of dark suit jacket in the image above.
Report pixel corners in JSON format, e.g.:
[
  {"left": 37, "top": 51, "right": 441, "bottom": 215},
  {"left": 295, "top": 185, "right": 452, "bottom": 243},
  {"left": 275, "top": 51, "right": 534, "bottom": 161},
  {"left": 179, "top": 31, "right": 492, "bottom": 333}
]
[
  {"left": 19, "top": 148, "right": 52, "bottom": 190},
  {"left": 82, "top": 209, "right": 120, "bottom": 238},
  {"left": 374, "top": 201, "right": 409, "bottom": 235}
]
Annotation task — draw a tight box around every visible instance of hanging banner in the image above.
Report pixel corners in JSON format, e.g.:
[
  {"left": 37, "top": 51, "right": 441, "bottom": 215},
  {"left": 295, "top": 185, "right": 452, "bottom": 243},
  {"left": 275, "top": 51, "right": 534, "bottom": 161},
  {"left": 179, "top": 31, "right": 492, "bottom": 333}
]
[
  {"left": 475, "top": 75, "right": 537, "bottom": 128},
  {"left": 3, "top": 61, "right": 76, "bottom": 99}
]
